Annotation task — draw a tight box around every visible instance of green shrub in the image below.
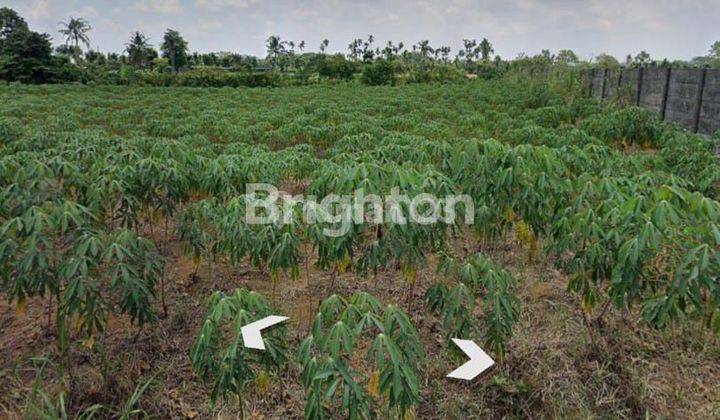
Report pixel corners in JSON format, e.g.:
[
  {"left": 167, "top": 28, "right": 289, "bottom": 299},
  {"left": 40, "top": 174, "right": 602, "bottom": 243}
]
[
  {"left": 317, "top": 54, "right": 356, "bottom": 81},
  {"left": 408, "top": 64, "right": 465, "bottom": 84},
  {"left": 361, "top": 59, "right": 395, "bottom": 86},
  {"left": 581, "top": 106, "right": 665, "bottom": 147},
  {"left": 474, "top": 62, "right": 504, "bottom": 80},
  {"left": 132, "top": 67, "right": 288, "bottom": 88}
]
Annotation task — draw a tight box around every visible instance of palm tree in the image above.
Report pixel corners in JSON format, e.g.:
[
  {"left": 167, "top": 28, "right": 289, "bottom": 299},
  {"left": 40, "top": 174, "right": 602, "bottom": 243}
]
[
  {"left": 417, "top": 40, "right": 433, "bottom": 59},
  {"left": 319, "top": 39, "right": 329, "bottom": 54},
  {"left": 59, "top": 17, "right": 91, "bottom": 49},
  {"left": 348, "top": 38, "right": 362, "bottom": 60},
  {"left": 462, "top": 39, "right": 478, "bottom": 63},
  {"left": 362, "top": 35, "right": 375, "bottom": 61},
  {"left": 265, "top": 35, "right": 287, "bottom": 70},
  {"left": 125, "top": 31, "right": 153, "bottom": 68},
  {"left": 265, "top": 35, "right": 284, "bottom": 58},
  {"left": 58, "top": 16, "right": 91, "bottom": 63}
]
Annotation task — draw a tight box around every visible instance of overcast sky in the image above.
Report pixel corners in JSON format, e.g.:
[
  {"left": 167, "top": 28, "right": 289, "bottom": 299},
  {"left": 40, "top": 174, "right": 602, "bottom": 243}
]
[{"left": 5, "top": 0, "right": 718, "bottom": 61}]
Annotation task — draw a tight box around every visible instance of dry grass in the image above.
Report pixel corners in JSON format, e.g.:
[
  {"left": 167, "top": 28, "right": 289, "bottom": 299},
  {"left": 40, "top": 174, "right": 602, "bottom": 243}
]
[{"left": 1, "top": 229, "right": 718, "bottom": 419}]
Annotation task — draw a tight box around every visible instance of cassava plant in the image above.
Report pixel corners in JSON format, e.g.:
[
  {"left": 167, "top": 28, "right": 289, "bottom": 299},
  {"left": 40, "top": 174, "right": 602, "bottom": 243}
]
[
  {"left": 189, "top": 288, "right": 289, "bottom": 417},
  {"left": 299, "top": 292, "right": 424, "bottom": 419},
  {"left": 428, "top": 253, "right": 521, "bottom": 363}
]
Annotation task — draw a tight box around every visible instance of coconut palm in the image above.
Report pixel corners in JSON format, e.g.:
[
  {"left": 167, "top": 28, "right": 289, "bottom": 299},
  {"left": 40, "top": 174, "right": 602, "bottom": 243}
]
[
  {"left": 125, "top": 31, "right": 154, "bottom": 68},
  {"left": 417, "top": 40, "right": 433, "bottom": 59},
  {"left": 265, "top": 35, "right": 285, "bottom": 59},
  {"left": 59, "top": 17, "right": 91, "bottom": 50},
  {"left": 319, "top": 39, "right": 329, "bottom": 54}
]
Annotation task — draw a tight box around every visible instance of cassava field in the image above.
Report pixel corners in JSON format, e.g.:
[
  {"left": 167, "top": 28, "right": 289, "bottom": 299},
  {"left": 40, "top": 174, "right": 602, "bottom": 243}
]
[{"left": 1, "top": 78, "right": 719, "bottom": 419}]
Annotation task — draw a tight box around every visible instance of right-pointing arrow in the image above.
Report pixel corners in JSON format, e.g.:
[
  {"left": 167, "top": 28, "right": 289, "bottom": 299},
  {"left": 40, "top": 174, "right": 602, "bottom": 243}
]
[{"left": 446, "top": 338, "right": 495, "bottom": 381}]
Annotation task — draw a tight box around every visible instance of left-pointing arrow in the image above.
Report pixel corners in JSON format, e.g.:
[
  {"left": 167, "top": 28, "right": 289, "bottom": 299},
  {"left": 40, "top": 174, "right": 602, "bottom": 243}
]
[
  {"left": 240, "top": 315, "right": 289, "bottom": 350},
  {"left": 446, "top": 338, "right": 495, "bottom": 381}
]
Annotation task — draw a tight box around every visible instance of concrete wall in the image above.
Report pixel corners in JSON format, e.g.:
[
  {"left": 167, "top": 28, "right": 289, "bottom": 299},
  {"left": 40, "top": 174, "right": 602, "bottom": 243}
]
[
  {"left": 590, "top": 69, "right": 605, "bottom": 98},
  {"left": 619, "top": 69, "right": 640, "bottom": 102},
  {"left": 638, "top": 68, "right": 668, "bottom": 114},
  {"left": 588, "top": 67, "right": 719, "bottom": 136},
  {"left": 604, "top": 70, "right": 621, "bottom": 99},
  {"left": 698, "top": 69, "right": 720, "bottom": 136},
  {"left": 665, "top": 69, "right": 702, "bottom": 131}
]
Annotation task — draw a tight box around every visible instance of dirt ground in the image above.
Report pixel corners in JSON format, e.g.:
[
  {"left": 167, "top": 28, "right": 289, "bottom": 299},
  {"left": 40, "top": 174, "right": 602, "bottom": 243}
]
[{"left": 1, "top": 226, "right": 719, "bottom": 419}]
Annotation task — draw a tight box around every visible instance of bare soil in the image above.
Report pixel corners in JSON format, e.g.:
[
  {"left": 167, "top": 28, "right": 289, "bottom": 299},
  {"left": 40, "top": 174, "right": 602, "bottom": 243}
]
[{"left": 1, "top": 228, "right": 719, "bottom": 419}]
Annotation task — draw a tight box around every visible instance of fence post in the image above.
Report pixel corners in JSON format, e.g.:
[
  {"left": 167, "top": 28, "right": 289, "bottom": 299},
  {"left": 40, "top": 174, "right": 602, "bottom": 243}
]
[
  {"left": 636, "top": 67, "right": 644, "bottom": 106},
  {"left": 693, "top": 68, "right": 708, "bottom": 133},
  {"left": 660, "top": 67, "right": 671, "bottom": 120},
  {"left": 588, "top": 69, "right": 595, "bottom": 97},
  {"left": 600, "top": 69, "right": 607, "bottom": 99}
]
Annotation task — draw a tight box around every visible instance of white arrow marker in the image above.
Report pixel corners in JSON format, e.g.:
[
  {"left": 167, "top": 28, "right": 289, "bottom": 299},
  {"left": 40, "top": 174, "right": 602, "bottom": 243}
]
[
  {"left": 446, "top": 338, "right": 495, "bottom": 381},
  {"left": 241, "top": 315, "right": 289, "bottom": 350}
]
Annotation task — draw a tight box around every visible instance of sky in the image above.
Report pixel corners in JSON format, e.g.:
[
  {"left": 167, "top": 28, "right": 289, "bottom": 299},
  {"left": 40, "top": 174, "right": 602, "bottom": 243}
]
[{"left": 5, "top": 0, "right": 719, "bottom": 61}]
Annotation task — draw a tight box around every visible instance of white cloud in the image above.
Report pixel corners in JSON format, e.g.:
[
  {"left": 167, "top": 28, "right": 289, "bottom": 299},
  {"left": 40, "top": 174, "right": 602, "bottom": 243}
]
[
  {"left": 132, "top": 0, "right": 183, "bottom": 14},
  {"left": 197, "top": 19, "right": 224, "bottom": 31},
  {"left": 367, "top": 9, "right": 400, "bottom": 25},
  {"left": 27, "top": 0, "right": 50, "bottom": 20},
  {"left": 194, "top": 0, "right": 260, "bottom": 10},
  {"left": 70, "top": 5, "right": 99, "bottom": 19}
]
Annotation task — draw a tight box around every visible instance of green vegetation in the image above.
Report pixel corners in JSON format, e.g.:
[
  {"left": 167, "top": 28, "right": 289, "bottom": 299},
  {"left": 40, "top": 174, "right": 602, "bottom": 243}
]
[
  {"left": 0, "top": 74, "right": 719, "bottom": 417},
  {"left": 300, "top": 292, "right": 423, "bottom": 419},
  {"left": 3, "top": 6, "right": 719, "bottom": 88},
  {"left": 190, "top": 289, "right": 288, "bottom": 415}
]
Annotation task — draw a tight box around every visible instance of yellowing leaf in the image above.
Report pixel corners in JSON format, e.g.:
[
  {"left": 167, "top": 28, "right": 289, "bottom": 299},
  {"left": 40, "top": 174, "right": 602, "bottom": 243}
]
[
  {"left": 403, "top": 407, "right": 416, "bottom": 420},
  {"left": 337, "top": 252, "right": 351, "bottom": 274},
  {"left": 401, "top": 262, "right": 417, "bottom": 284},
  {"left": 84, "top": 335, "right": 95, "bottom": 349},
  {"left": 256, "top": 370, "right": 270, "bottom": 396},
  {"left": 15, "top": 298, "right": 27, "bottom": 316},
  {"left": 367, "top": 370, "right": 380, "bottom": 398}
]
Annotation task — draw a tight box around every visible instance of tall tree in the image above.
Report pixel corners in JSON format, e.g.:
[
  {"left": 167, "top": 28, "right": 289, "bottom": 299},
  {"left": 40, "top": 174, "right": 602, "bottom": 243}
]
[
  {"left": 125, "top": 31, "right": 154, "bottom": 68},
  {"left": 437, "top": 46, "right": 451, "bottom": 63},
  {"left": 709, "top": 40, "right": 720, "bottom": 59},
  {"left": 556, "top": 49, "right": 579, "bottom": 64},
  {"left": 319, "top": 39, "right": 329, "bottom": 54},
  {"left": 265, "top": 35, "right": 288, "bottom": 70},
  {"left": 633, "top": 50, "right": 651, "bottom": 66},
  {"left": 595, "top": 53, "right": 620, "bottom": 69},
  {"left": 0, "top": 7, "right": 28, "bottom": 41},
  {"left": 362, "top": 34, "right": 374, "bottom": 61},
  {"left": 160, "top": 29, "right": 188, "bottom": 72},
  {"left": 347, "top": 38, "right": 363, "bottom": 60},
  {"left": 0, "top": 24, "right": 53, "bottom": 83},
  {"left": 382, "top": 41, "right": 405, "bottom": 60},
  {"left": 416, "top": 39, "right": 433, "bottom": 59},
  {"left": 461, "top": 39, "right": 478, "bottom": 63},
  {"left": 478, "top": 38, "right": 493, "bottom": 61},
  {"left": 59, "top": 17, "right": 91, "bottom": 50}
]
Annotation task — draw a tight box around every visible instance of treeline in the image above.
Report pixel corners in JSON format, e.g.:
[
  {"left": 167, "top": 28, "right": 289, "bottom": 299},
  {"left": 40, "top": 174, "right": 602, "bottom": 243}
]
[{"left": 2, "top": 6, "right": 719, "bottom": 87}]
